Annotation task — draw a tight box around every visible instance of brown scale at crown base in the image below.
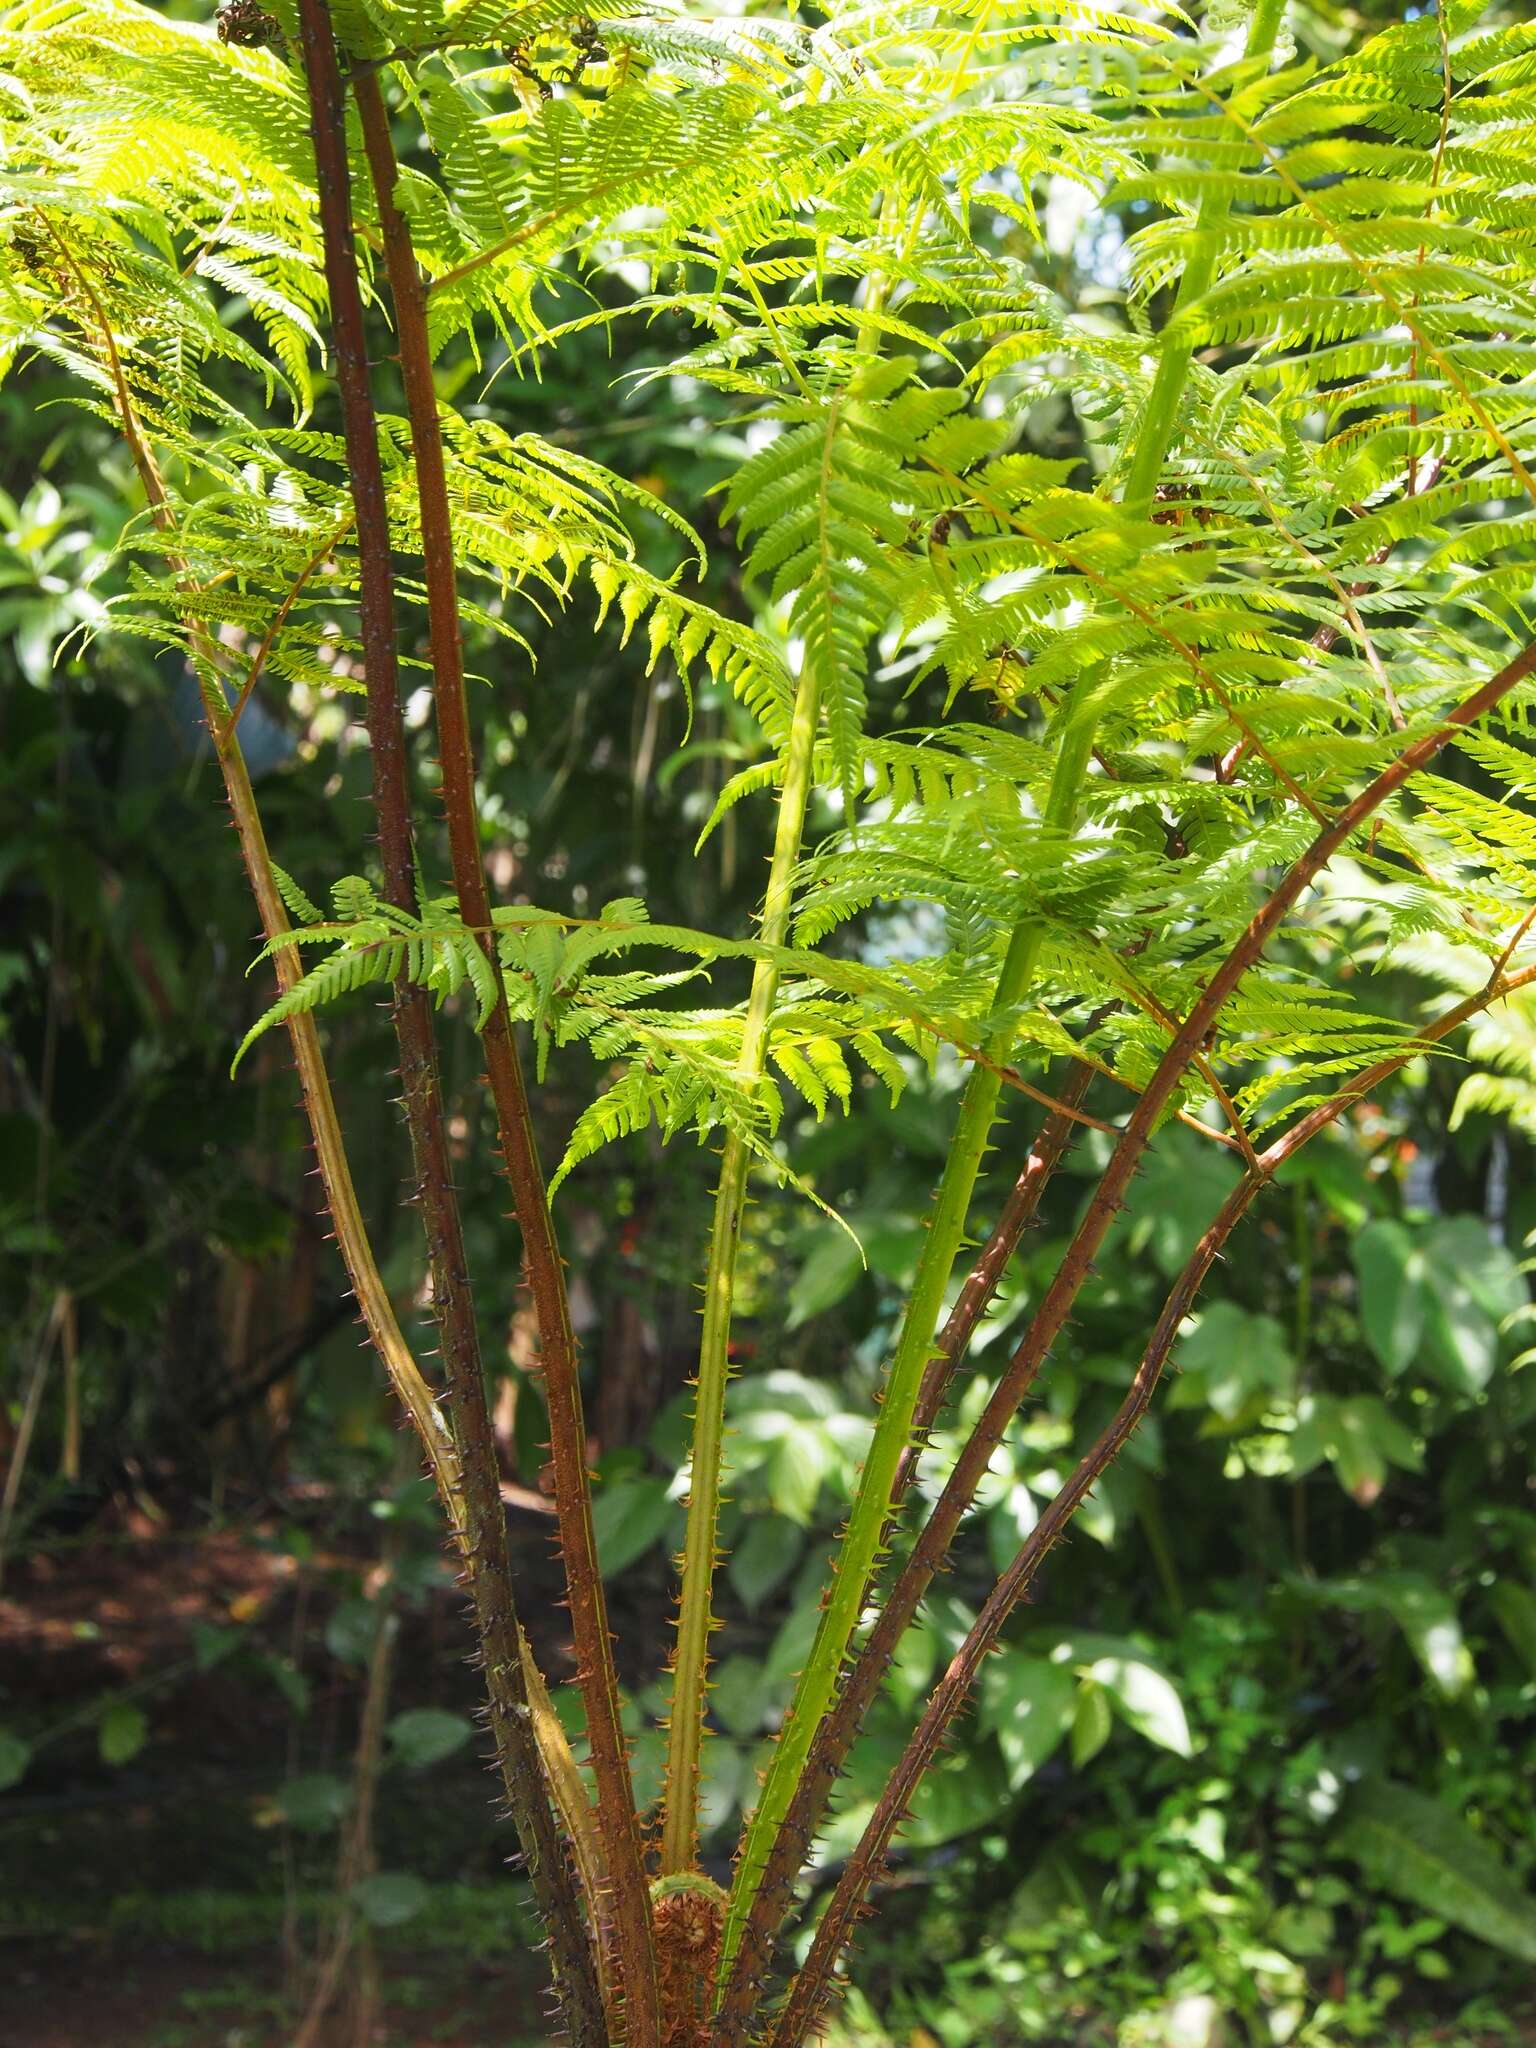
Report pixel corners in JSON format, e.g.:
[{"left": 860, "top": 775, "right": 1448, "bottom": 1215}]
[{"left": 652, "top": 1875, "right": 727, "bottom": 2048}]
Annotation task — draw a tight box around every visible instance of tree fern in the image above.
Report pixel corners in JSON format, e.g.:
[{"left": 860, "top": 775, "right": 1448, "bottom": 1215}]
[{"left": 13, "top": 0, "right": 1536, "bottom": 2039}]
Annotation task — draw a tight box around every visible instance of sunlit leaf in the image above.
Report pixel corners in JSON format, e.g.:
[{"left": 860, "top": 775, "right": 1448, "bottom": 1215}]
[{"left": 1336, "top": 1782, "right": 1536, "bottom": 1964}]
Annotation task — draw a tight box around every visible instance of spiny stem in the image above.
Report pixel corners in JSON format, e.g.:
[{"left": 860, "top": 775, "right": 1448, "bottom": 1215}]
[
  {"left": 349, "top": 62, "right": 657, "bottom": 2046},
  {"left": 763, "top": 638, "right": 1536, "bottom": 2034},
  {"left": 773, "top": 950, "right": 1536, "bottom": 2048},
  {"left": 713, "top": 1070, "right": 1092, "bottom": 2011},
  {"left": 660, "top": 641, "right": 824, "bottom": 1876},
  {"left": 717, "top": 709, "right": 1096, "bottom": 2009},
  {"left": 895, "top": 1065, "right": 1093, "bottom": 1538},
  {"left": 778, "top": 1206, "right": 1229, "bottom": 2047},
  {"left": 294, "top": 11, "right": 604, "bottom": 2034},
  {"left": 664, "top": 374, "right": 859, "bottom": 1882},
  {"left": 65, "top": 206, "right": 460, "bottom": 1512}
]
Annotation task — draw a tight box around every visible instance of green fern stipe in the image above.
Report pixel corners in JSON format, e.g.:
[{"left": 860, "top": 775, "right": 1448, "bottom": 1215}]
[
  {"left": 660, "top": 354, "right": 918, "bottom": 1870},
  {"left": 661, "top": 649, "right": 824, "bottom": 1876},
  {"left": 719, "top": 704, "right": 1098, "bottom": 1984}
]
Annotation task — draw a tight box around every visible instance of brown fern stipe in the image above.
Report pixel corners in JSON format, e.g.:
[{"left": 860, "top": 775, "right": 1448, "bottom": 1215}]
[
  {"left": 292, "top": 5, "right": 604, "bottom": 2035},
  {"left": 349, "top": 61, "right": 659, "bottom": 2048}
]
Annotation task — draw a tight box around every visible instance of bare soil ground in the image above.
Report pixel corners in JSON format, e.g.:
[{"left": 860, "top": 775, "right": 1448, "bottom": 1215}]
[
  {"left": 1, "top": 1941, "right": 544, "bottom": 2048},
  {"left": 0, "top": 1505, "right": 594, "bottom": 2048}
]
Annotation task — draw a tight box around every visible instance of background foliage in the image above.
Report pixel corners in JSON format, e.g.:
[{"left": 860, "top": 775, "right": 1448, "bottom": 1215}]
[{"left": 3, "top": 0, "right": 1536, "bottom": 2042}]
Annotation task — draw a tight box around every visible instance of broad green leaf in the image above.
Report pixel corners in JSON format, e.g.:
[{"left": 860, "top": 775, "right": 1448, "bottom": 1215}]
[
  {"left": 1329, "top": 1402, "right": 1389, "bottom": 1505},
  {"left": 1336, "top": 1781, "right": 1536, "bottom": 1963},
  {"left": 1427, "top": 1217, "right": 1527, "bottom": 1324},
  {"left": 1379, "top": 1577, "right": 1474, "bottom": 1699},
  {"left": 766, "top": 1422, "right": 833, "bottom": 1525},
  {"left": 1353, "top": 1399, "right": 1423, "bottom": 1476},
  {"left": 1286, "top": 1395, "right": 1420, "bottom": 1503},
  {"left": 592, "top": 1473, "right": 675, "bottom": 1576},
  {"left": 1181, "top": 1807, "right": 1226, "bottom": 1864},
  {"left": 1417, "top": 1219, "right": 1521, "bottom": 1394},
  {"left": 389, "top": 1708, "right": 474, "bottom": 1768},
  {"left": 1353, "top": 1219, "right": 1425, "bottom": 1376},
  {"left": 1488, "top": 1581, "right": 1536, "bottom": 1679},
  {"left": 351, "top": 1872, "right": 429, "bottom": 1928},
  {"left": 1420, "top": 1282, "right": 1499, "bottom": 1395},
  {"left": 729, "top": 1514, "right": 803, "bottom": 1612},
  {"left": 1171, "top": 1301, "right": 1294, "bottom": 1424},
  {"left": 979, "top": 1654, "right": 1076, "bottom": 1785},
  {"left": 731, "top": 1370, "right": 841, "bottom": 1421},
  {"left": 1070, "top": 1679, "right": 1113, "bottom": 1767},
  {"left": 1312, "top": 1574, "right": 1472, "bottom": 1698},
  {"left": 1089, "top": 1656, "right": 1193, "bottom": 1756},
  {"left": 98, "top": 1701, "right": 148, "bottom": 1767},
  {"left": 277, "top": 1772, "right": 350, "bottom": 1833}
]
